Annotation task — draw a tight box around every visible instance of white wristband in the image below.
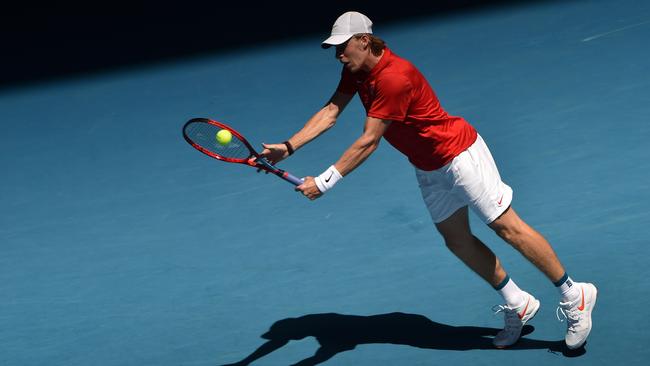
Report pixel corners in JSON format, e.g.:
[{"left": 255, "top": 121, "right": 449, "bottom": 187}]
[{"left": 314, "top": 165, "right": 343, "bottom": 193}]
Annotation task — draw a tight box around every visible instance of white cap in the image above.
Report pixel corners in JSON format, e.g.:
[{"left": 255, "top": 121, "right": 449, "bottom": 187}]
[{"left": 321, "top": 11, "right": 373, "bottom": 49}]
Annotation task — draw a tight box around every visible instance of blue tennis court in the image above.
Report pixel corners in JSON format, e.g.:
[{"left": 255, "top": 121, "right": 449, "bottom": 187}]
[{"left": 2, "top": 1, "right": 649, "bottom": 365}]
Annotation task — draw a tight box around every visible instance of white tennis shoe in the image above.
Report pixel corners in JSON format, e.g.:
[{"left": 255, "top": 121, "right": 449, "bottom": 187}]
[
  {"left": 557, "top": 282, "right": 597, "bottom": 349},
  {"left": 492, "top": 292, "right": 540, "bottom": 348}
]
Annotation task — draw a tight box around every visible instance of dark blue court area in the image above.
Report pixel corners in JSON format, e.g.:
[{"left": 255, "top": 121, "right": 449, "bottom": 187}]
[{"left": 1, "top": 1, "right": 649, "bottom": 365}]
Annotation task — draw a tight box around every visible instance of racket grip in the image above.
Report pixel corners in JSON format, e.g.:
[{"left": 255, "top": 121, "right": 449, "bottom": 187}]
[{"left": 283, "top": 172, "right": 304, "bottom": 186}]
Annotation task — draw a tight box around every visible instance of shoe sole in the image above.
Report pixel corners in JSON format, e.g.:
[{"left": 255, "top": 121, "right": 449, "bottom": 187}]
[{"left": 566, "top": 284, "right": 597, "bottom": 350}]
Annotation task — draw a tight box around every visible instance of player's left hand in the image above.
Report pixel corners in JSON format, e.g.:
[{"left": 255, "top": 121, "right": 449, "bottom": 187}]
[
  {"left": 260, "top": 143, "right": 290, "bottom": 165},
  {"left": 256, "top": 142, "right": 290, "bottom": 174},
  {"left": 295, "top": 176, "right": 323, "bottom": 200}
]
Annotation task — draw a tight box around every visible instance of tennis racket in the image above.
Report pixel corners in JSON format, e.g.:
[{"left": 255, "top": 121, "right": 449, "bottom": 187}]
[{"left": 182, "top": 117, "right": 303, "bottom": 185}]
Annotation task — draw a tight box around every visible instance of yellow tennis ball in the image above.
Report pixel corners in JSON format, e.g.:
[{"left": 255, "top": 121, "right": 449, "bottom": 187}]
[{"left": 216, "top": 129, "right": 232, "bottom": 145}]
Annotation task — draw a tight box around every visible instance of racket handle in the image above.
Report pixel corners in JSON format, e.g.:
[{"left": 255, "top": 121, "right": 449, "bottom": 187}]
[{"left": 282, "top": 171, "right": 304, "bottom": 186}]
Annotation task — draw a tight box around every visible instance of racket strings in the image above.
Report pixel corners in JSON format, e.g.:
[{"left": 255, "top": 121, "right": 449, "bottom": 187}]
[{"left": 185, "top": 122, "right": 251, "bottom": 160}]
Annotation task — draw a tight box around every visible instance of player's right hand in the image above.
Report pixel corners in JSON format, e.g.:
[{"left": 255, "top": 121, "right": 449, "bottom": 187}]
[{"left": 295, "top": 176, "right": 323, "bottom": 200}]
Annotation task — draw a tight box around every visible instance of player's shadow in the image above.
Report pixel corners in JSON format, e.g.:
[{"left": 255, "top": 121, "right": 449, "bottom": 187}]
[{"left": 219, "top": 312, "right": 583, "bottom": 365}]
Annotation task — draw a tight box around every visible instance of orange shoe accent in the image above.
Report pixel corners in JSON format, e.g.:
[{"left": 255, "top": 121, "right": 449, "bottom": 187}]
[
  {"left": 577, "top": 288, "right": 585, "bottom": 311},
  {"left": 518, "top": 298, "right": 530, "bottom": 319}
]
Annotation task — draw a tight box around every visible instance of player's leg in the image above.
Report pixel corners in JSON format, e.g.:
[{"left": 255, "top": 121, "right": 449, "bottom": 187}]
[
  {"left": 452, "top": 134, "right": 573, "bottom": 289},
  {"left": 434, "top": 206, "right": 539, "bottom": 348},
  {"left": 415, "top": 166, "right": 509, "bottom": 289},
  {"left": 489, "top": 207, "right": 565, "bottom": 282},
  {"left": 457, "top": 134, "right": 597, "bottom": 349},
  {"left": 489, "top": 207, "right": 597, "bottom": 349},
  {"left": 434, "top": 206, "right": 506, "bottom": 287}
]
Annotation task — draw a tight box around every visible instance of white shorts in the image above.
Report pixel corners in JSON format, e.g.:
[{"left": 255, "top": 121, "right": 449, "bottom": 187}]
[{"left": 415, "top": 134, "right": 513, "bottom": 224}]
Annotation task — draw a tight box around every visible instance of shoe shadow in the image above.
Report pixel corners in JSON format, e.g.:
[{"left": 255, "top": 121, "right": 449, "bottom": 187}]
[{"left": 219, "top": 312, "right": 579, "bottom": 366}]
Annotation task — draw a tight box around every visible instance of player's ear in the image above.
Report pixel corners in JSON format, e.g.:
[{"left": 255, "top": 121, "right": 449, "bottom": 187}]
[{"left": 361, "top": 34, "right": 370, "bottom": 49}]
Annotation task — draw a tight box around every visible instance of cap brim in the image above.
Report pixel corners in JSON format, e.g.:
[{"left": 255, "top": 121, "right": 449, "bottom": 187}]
[{"left": 321, "top": 34, "right": 354, "bottom": 49}]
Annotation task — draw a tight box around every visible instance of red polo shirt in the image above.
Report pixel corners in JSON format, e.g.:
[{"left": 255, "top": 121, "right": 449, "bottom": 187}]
[{"left": 336, "top": 47, "right": 477, "bottom": 171}]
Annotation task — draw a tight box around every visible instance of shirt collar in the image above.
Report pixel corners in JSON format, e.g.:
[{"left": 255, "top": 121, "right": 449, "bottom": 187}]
[{"left": 367, "top": 47, "right": 392, "bottom": 79}]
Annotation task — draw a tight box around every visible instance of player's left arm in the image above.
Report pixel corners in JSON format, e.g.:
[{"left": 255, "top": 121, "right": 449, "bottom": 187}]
[{"left": 296, "top": 116, "right": 391, "bottom": 200}]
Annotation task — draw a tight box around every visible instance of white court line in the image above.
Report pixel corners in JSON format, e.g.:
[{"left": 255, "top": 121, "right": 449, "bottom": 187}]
[{"left": 582, "top": 19, "right": 650, "bottom": 42}]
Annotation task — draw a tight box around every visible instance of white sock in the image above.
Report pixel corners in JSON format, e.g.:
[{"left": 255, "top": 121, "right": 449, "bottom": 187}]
[
  {"left": 495, "top": 275, "right": 526, "bottom": 308},
  {"left": 556, "top": 273, "right": 580, "bottom": 303}
]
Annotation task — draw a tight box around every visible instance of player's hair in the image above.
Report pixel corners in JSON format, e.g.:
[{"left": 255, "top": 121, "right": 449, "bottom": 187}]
[{"left": 353, "top": 34, "right": 385, "bottom": 56}]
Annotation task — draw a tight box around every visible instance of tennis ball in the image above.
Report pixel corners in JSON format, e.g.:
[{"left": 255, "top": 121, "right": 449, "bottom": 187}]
[{"left": 216, "top": 129, "right": 232, "bottom": 146}]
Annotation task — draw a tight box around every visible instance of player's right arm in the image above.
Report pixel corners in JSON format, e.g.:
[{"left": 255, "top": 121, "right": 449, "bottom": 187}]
[{"left": 260, "top": 91, "right": 354, "bottom": 164}]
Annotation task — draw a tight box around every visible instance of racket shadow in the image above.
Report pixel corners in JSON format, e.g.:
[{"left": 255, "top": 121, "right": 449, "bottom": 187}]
[{"left": 219, "top": 312, "right": 578, "bottom": 366}]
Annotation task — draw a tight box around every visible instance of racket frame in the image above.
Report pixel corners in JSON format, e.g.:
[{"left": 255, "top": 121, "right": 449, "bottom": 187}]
[{"left": 183, "top": 117, "right": 303, "bottom": 185}]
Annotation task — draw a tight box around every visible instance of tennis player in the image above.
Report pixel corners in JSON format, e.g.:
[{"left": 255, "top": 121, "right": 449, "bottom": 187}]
[{"left": 261, "top": 11, "right": 596, "bottom": 349}]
